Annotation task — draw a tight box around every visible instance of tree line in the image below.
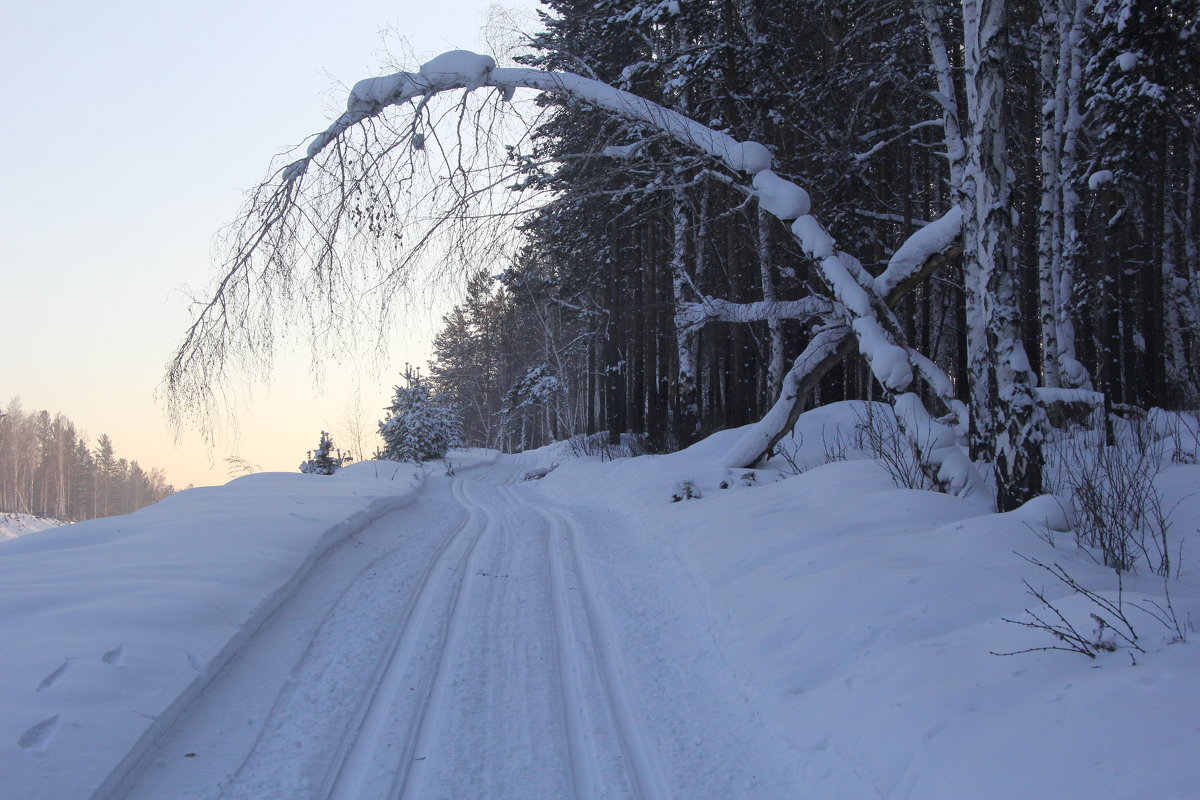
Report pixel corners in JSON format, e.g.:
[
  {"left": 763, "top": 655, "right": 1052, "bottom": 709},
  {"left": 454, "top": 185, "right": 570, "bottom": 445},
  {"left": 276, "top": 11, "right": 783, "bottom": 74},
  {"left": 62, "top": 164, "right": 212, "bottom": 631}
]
[{"left": 0, "top": 398, "right": 175, "bottom": 522}]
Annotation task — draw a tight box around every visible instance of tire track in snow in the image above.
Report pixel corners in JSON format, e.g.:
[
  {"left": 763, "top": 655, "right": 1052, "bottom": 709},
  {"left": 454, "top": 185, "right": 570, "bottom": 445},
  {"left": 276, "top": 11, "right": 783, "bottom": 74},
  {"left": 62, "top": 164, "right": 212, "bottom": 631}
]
[
  {"left": 322, "top": 478, "right": 491, "bottom": 800},
  {"left": 388, "top": 478, "right": 505, "bottom": 800},
  {"left": 536, "top": 485, "right": 602, "bottom": 800},
  {"left": 113, "top": 492, "right": 467, "bottom": 800},
  {"left": 231, "top": 502, "right": 473, "bottom": 796},
  {"left": 511, "top": 485, "right": 672, "bottom": 800}
]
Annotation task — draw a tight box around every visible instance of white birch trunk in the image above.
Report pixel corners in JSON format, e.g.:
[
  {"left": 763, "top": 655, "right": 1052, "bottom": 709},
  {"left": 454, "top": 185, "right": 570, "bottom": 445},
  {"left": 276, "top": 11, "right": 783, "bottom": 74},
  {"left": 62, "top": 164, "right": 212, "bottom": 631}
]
[
  {"left": 758, "top": 206, "right": 785, "bottom": 398},
  {"left": 915, "top": 0, "right": 967, "bottom": 193},
  {"left": 670, "top": 189, "right": 702, "bottom": 445},
  {"left": 963, "top": 0, "right": 1048, "bottom": 510},
  {"left": 1054, "top": 0, "right": 1092, "bottom": 391},
  {"left": 1037, "top": 10, "right": 1062, "bottom": 388}
]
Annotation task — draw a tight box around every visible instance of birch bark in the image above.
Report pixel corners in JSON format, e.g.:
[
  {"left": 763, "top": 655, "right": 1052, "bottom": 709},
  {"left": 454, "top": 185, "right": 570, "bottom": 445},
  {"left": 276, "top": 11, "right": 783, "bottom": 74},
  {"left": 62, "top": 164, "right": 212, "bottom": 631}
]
[{"left": 962, "top": 0, "right": 1048, "bottom": 510}]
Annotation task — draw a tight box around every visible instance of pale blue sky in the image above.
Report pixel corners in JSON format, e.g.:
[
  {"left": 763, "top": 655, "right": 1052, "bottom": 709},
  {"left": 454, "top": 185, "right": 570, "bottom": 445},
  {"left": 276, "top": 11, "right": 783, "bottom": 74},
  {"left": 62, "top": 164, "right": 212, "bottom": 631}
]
[{"left": 2, "top": 0, "right": 536, "bottom": 487}]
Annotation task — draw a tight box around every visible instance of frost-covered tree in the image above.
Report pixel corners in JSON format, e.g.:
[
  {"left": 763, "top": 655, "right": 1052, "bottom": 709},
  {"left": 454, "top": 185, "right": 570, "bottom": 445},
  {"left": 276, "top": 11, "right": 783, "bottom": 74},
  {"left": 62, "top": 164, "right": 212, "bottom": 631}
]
[
  {"left": 299, "top": 430, "right": 348, "bottom": 475},
  {"left": 378, "top": 370, "right": 463, "bottom": 463}
]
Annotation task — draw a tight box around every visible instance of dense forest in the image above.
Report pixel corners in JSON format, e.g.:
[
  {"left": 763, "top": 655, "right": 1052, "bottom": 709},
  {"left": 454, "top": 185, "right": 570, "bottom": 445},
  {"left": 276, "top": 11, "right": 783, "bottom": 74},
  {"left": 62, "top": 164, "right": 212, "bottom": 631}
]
[
  {"left": 170, "top": 0, "right": 1199, "bottom": 510},
  {"left": 0, "top": 399, "right": 175, "bottom": 521},
  {"left": 425, "top": 0, "right": 1199, "bottom": 458}
]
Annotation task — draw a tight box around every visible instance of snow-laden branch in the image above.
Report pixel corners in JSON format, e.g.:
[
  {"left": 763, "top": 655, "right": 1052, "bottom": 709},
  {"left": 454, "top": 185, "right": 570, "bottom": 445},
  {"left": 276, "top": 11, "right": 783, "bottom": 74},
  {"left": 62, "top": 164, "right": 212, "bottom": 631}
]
[
  {"left": 720, "top": 321, "right": 851, "bottom": 468},
  {"left": 852, "top": 119, "right": 944, "bottom": 163},
  {"left": 286, "top": 50, "right": 955, "bottom": 399},
  {"left": 875, "top": 206, "right": 963, "bottom": 297},
  {"left": 674, "top": 296, "right": 832, "bottom": 337},
  {"left": 723, "top": 214, "right": 966, "bottom": 470},
  {"left": 287, "top": 51, "right": 773, "bottom": 183}
]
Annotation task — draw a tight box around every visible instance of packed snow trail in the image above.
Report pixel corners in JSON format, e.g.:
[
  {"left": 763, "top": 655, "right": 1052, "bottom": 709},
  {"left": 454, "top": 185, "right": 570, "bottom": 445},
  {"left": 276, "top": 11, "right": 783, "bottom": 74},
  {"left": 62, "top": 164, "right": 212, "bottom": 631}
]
[{"left": 110, "top": 458, "right": 801, "bottom": 799}]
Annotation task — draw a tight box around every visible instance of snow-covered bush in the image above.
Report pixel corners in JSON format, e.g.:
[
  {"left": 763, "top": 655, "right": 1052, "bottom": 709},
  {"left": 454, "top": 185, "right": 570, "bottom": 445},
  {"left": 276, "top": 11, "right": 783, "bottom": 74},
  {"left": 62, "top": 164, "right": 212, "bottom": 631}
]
[
  {"left": 378, "top": 371, "right": 463, "bottom": 464},
  {"left": 1046, "top": 416, "right": 1175, "bottom": 575},
  {"left": 299, "top": 430, "right": 350, "bottom": 475},
  {"left": 522, "top": 464, "right": 557, "bottom": 481},
  {"left": 563, "top": 431, "right": 649, "bottom": 461},
  {"left": 671, "top": 479, "right": 701, "bottom": 502},
  {"left": 818, "top": 402, "right": 933, "bottom": 490}
]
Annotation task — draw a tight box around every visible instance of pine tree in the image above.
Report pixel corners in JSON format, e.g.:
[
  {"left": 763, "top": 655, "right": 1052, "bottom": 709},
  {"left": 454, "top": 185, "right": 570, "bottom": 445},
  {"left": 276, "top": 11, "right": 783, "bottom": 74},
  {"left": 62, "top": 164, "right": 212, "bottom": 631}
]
[
  {"left": 378, "top": 370, "right": 463, "bottom": 464},
  {"left": 299, "top": 430, "right": 348, "bottom": 475}
]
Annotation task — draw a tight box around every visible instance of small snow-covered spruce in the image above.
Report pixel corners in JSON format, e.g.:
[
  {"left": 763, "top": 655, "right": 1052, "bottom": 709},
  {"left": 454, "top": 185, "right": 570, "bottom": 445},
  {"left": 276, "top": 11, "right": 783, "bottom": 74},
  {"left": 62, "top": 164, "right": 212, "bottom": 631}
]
[
  {"left": 671, "top": 479, "right": 701, "bottom": 502},
  {"left": 299, "top": 430, "right": 349, "bottom": 475},
  {"left": 378, "top": 369, "right": 463, "bottom": 464}
]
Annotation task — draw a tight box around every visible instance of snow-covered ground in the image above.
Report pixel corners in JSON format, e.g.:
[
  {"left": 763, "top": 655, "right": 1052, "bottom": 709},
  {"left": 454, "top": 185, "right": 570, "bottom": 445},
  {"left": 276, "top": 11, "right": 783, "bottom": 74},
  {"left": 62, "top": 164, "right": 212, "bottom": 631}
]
[
  {"left": 0, "top": 462, "right": 422, "bottom": 800},
  {"left": 534, "top": 405, "right": 1200, "bottom": 799},
  {"left": 1, "top": 408, "right": 1197, "bottom": 799},
  {"left": 0, "top": 512, "right": 66, "bottom": 541}
]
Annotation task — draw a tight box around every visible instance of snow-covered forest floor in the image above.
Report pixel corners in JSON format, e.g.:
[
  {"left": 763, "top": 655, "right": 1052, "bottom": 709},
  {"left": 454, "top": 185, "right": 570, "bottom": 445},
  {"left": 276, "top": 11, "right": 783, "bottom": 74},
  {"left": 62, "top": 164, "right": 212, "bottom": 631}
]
[{"left": 1, "top": 406, "right": 1197, "bottom": 799}]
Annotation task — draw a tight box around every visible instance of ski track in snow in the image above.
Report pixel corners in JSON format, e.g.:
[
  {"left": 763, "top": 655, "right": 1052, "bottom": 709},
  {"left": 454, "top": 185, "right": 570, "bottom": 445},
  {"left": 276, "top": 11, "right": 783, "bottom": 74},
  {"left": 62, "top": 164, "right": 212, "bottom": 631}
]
[{"left": 108, "top": 457, "right": 800, "bottom": 799}]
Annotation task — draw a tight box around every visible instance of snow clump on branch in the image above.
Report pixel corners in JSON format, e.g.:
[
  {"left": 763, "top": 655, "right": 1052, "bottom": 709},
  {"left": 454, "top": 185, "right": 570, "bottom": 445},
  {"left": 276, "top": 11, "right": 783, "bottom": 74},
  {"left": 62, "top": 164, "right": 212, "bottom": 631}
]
[
  {"left": 349, "top": 51, "right": 497, "bottom": 109},
  {"left": 418, "top": 50, "right": 497, "bottom": 91},
  {"left": 752, "top": 170, "right": 811, "bottom": 219}
]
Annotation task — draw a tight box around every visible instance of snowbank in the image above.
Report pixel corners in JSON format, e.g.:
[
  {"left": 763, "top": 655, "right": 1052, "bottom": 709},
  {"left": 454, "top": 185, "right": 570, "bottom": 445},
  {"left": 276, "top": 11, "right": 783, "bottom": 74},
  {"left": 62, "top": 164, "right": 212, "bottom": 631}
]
[
  {"left": 535, "top": 402, "right": 1200, "bottom": 800},
  {"left": 0, "top": 461, "right": 421, "bottom": 800},
  {"left": 0, "top": 512, "right": 66, "bottom": 541}
]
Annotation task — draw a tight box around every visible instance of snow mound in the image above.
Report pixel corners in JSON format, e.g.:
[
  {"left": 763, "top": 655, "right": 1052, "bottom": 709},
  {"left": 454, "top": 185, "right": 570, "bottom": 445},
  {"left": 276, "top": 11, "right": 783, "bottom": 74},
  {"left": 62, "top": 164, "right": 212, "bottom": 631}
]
[
  {"left": 727, "top": 140, "right": 773, "bottom": 174},
  {"left": 0, "top": 512, "right": 66, "bottom": 541},
  {"left": 1088, "top": 169, "right": 1114, "bottom": 190}
]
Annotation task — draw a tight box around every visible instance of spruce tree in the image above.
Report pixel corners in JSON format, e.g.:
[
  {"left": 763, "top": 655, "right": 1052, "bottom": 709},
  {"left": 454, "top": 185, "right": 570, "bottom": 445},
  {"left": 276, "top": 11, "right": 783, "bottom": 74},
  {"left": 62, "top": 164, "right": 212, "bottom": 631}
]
[
  {"left": 299, "top": 430, "right": 347, "bottom": 475},
  {"left": 378, "top": 370, "right": 463, "bottom": 463}
]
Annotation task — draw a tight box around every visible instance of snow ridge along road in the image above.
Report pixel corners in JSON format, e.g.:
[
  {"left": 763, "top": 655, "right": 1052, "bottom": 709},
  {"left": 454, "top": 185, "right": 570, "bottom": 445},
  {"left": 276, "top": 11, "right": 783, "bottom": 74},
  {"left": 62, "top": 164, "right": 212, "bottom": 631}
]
[{"left": 111, "top": 460, "right": 800, "bottom": 799}]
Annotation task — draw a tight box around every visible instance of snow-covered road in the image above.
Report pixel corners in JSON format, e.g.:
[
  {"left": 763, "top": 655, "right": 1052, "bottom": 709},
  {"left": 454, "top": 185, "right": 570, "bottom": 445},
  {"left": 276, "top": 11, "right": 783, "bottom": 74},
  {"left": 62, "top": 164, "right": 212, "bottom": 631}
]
[{"left": 109, "top": 460, "right": 800, "bottom": 799}]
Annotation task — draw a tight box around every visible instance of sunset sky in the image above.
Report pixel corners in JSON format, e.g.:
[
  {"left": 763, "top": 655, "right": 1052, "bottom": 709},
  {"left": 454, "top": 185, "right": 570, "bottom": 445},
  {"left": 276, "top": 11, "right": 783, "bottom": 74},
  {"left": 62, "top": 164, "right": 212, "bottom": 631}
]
[{"left": 3, "top": 0, "right": 535, "bottom": 488}]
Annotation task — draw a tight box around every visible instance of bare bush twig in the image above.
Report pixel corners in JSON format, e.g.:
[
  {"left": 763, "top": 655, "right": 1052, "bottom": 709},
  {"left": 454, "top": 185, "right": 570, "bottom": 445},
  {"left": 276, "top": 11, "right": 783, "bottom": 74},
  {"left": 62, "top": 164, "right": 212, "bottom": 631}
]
[
  {"left": 1047, "top": 417, "right": 1174, "bottom": 574},
  {"left": 993, "top": 555, "right": 1145, "bottom": 661}
]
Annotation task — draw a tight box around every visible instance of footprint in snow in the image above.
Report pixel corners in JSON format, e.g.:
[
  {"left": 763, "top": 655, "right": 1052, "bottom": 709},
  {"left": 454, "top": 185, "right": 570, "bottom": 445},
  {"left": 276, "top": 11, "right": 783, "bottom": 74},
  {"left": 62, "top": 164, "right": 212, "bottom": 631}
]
[
  {"left": 18, "top": 716, "right": 60, "bottom": 752},
  {"left": 102, "top": 644, "right": 126, "bottom": 666},
  {"left": 36, "top": 659, "right": 71, "bottom": 692}
]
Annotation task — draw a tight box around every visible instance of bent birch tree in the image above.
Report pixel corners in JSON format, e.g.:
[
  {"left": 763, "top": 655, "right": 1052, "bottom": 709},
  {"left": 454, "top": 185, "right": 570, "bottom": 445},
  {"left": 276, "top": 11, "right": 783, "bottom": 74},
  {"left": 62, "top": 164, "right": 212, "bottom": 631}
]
[{"left": 169, "top": 48, "right": 1043, "bottom": 509}]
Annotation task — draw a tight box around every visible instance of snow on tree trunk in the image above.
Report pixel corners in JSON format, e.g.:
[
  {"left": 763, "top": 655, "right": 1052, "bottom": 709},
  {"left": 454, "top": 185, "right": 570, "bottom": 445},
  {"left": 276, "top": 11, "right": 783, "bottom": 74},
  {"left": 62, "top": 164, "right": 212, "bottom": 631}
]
[
  {"left": 757, "top": 206, "right": 785, "bottom": 400},
  {"left": 670, "top": 189, "right": 702, "bottom": 448},
  {"left": 1037, "top": 10, "right": 1063, "bottom": 389},
  {"left": 723, "top": 211, "right": 966, "bottom": 471},
  {"left": 962, "top": 0, "right": 1048, "bottom": 511},
  {"left": 720, "top": 321, "right": 851, "bottom": 469},
  {"left": 1054, "top": 0, "right": 1091, "bottom": 391},
  {"left": 914, "top": 0, "right": 967, "bottom": 194}
]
